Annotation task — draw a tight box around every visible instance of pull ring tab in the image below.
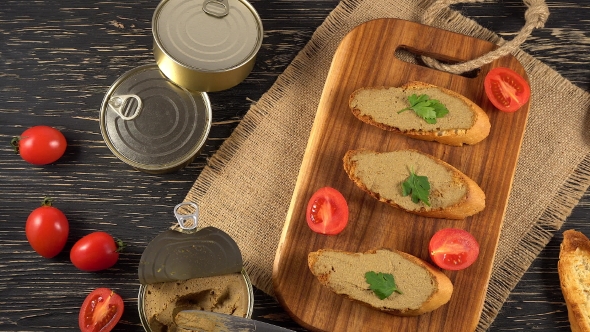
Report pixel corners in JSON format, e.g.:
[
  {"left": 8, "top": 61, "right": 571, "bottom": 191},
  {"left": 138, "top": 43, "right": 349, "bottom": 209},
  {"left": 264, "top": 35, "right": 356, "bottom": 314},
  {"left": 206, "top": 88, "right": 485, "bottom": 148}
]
[
  {"left": 174, "top": 202, "right": 199, "bottom": 230},
  {"left": 108, "top": 94, "right": 143, "bottom": 121},
  {"left": 203, "top": 0, "right": 229, "bottom": 18}
]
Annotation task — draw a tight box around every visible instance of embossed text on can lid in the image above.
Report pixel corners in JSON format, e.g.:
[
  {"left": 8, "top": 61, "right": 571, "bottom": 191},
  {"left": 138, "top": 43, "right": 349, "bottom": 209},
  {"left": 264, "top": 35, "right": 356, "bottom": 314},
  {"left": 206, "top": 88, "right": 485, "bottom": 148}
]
[
  {"left": 99, "top": 64, "right": 212, "bottom": 173},
  {"left": 153, "top": 0, "right": 263, "bottom": 73}
]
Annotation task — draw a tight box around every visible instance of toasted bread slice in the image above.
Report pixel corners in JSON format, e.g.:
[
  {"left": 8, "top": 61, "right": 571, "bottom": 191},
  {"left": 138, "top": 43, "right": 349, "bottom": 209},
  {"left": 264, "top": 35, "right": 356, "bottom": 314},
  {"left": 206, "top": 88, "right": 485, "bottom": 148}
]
[
  {"left": 558, "top": 229, "right": 590, "bottom": 332},
  {"left": 349, "top": 81, "right": 491, "bottom": 146},
  {"left": 308, "top": 248, "right": 453, "bottom": 316},
  {"left": 343, "top": 149, "right": 485, "bottom": 219}
]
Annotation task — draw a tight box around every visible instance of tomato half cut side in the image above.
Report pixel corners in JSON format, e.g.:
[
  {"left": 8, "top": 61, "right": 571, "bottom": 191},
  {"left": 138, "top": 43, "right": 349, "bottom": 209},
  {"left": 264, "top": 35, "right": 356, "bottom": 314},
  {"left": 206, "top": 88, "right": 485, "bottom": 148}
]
[
  {"left": 79, "top": 288, "right": 124, "bottom": 332},
  {"left": 306, "top": 187, "right": 349, "bottom": 235},
  {"left": 429, "top": 228, "right": 480, "bottom": 270},
  {"left": 484, "top": 67, "right": 531, "bottom": 112}
]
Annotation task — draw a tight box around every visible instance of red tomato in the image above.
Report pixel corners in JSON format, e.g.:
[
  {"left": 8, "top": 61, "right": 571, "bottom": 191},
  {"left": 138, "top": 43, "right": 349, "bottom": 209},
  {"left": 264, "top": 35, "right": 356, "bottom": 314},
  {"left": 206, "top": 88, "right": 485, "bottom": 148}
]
[
  {"left": 26, "top": 197, "right": 69, "bottom": 258},
  {"left": 11, "top": 125, "right": 67, "bottom": 165},
  {"left": 429, "top": 228, "right": 480, "bottom": 270},
  {"left": 306, "top": 187, "right": 349, "bottom": 235},
  {"left": 79, "top": 287, "right": 124, "bottom": 332},
  {"left": 70, "top": 232, "right": 123, "bottom": 272},
  {"left": 484, "top": 67, "right": 531, "bottom": 112}
]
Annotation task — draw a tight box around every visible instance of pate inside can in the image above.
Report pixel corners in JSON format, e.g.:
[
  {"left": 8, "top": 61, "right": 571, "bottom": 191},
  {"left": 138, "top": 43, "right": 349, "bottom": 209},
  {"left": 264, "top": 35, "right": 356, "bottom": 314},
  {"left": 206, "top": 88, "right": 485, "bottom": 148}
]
[
  {"left": 137, "top": 269, "right": 254, "bottom": 331},
  {"left": 152, "top": 0, "right": 263, "bottom": 92},
  {"left": 99, "top": 64, "right": 211, "bottom": 174}
]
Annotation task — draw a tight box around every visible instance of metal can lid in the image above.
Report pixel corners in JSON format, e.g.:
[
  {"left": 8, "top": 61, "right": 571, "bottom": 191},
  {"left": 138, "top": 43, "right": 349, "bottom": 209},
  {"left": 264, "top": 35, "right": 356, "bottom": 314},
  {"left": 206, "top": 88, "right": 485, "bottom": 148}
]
[
  {"left": 100, "top": 64, "right": 211, "bottom": 172},
  {"left": 153, "top": 0, "right": 263, "bottom": 72}
]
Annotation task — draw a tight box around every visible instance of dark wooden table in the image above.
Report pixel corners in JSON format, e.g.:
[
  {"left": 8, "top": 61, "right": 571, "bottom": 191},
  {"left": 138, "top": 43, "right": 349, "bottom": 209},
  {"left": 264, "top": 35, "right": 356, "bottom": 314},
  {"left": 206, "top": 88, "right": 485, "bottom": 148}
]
[{"left": 0, "top": 0, "right": 587, "bottom": 331}]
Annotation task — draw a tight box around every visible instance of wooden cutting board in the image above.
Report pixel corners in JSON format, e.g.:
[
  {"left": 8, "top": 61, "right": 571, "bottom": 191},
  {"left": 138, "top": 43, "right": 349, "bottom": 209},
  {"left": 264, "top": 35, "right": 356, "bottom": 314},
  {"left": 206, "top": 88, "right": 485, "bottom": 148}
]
[{"left": 272, "top": 18, "right": 530, "bottom": 332}]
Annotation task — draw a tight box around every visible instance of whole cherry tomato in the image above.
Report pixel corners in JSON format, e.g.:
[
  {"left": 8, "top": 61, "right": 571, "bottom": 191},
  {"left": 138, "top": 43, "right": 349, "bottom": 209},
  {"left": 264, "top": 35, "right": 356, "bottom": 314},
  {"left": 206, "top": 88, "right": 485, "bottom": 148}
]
[
  {"left": 306, "top": 187, "right": 349, "bottom": 235},
  {"left": 70, "top": 232, "right": 123, "bottom": 272},
  {"left": 484, "top": 67, "right": 531, "bottom": 112},
  {"left": 26, "top": 197, "right": 69, "bottom": 258},
  {"left": 11, "top": 125, "right": 67, "bottom": 165},
  {"left": 429, "top": 228, "right": 480, "bottom": 270},
  {"left": 79, "top": 287, "right": 124, "bottom": 332}
]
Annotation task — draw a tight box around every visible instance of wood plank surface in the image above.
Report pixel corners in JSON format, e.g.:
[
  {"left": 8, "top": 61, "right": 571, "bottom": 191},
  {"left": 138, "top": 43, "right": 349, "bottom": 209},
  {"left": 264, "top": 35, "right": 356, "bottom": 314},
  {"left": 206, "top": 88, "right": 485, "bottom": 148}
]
[
  {"left": 273, "top": 18, "right": 529, "bottom": 332},
  {"left": 0, "top": 0, "right": 587, "bottom": 331}
]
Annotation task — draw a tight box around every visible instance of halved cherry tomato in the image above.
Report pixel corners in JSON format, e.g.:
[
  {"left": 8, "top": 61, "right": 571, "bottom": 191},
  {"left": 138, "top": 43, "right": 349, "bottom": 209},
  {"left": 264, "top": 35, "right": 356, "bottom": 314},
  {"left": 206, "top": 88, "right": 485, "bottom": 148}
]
[
  {"left": 79, "top": 287, "right": 124, "bottom": 332},
  {"left": 306, "top": 187, "right": 349, "bottom": 235},
  {"left": 484, "top": 67, "right": 531, "bottom": 112},
  {"left": 26, "top": 197, "right": 69, "bottom": 258},
  {"left": 70, "top": 232, "right": 123, "bottom": 272},
  {"left": 429, "top": 228, "right": 480, "bottom": 270},
  {"left": 11, "top": 125, "right": 67, "bottom": 165}
]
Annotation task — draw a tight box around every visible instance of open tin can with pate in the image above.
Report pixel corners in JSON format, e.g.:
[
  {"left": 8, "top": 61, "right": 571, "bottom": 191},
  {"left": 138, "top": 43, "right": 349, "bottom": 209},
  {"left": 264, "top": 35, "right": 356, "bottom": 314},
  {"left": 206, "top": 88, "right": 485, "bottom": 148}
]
[
  {"left": 99, "top": 64, "right": 212, "bottom": 174},
  {"left": 137, "top": 202, "right": 254, "bottom": 331},
  {"left": 153, "top": 0, "right": 264, "bottom": 92}
]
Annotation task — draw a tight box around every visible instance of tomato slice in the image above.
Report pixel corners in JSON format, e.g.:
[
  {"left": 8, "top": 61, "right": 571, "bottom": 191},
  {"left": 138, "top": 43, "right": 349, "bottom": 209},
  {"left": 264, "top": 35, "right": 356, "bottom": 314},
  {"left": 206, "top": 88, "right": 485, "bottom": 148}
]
[
  {"left": 79, "top": 288, "right": 124, "bottom": 332},
  {"left": 429, "top": 228, "right": 480, "bottom": 270},
  {"left": 484, "top": 67, "right": 530, "bottom": 112},
  {"left": 306, "top": 187, "right": 349, "bottom": 235}
]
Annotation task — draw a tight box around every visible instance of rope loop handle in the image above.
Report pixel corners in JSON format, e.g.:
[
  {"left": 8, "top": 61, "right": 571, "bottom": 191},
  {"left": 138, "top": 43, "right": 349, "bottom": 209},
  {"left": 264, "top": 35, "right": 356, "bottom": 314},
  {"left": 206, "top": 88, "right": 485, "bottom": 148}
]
[{"left": 420, "top": 0, "right": 549, "bottom": 74}]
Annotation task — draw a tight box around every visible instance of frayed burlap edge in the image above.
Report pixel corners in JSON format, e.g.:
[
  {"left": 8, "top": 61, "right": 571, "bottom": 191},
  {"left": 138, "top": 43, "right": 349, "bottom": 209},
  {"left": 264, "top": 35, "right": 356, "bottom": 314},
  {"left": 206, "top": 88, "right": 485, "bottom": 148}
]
[
  {"left": 183, "top": 0, "right": 590, "bottom": 330},
  {"left": 420, "top": 6, "right": 590, "bottom": 330},
  {"left": 478, "top": 154, "right": 590, "bottom": 331}
]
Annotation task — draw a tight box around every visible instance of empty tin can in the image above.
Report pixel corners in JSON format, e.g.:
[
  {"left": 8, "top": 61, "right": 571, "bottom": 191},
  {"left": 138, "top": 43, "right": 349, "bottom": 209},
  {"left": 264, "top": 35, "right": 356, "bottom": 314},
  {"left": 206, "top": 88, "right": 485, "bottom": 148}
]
[
  {"left": 99, "top": 64, "right": 211, "bottom": 174},
  {"left": 152, "top": 0, "right": 263, "bottom": 92}
]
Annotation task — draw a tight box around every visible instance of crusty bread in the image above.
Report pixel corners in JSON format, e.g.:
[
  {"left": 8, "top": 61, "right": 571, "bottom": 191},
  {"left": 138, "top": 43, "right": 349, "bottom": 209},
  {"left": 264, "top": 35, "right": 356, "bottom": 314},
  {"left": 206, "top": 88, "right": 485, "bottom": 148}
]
[
  {"left": 558, "top": 229, "right": 590, "bottom": 332},
  {"left": 343, "top": 149, "right": 485, "bottom": 219},
  {"left": 308, "top": 248, "right": 453, "bottom": 316},
  {"left": 349, "top": 81, "right": 491, "bottom": 146}
]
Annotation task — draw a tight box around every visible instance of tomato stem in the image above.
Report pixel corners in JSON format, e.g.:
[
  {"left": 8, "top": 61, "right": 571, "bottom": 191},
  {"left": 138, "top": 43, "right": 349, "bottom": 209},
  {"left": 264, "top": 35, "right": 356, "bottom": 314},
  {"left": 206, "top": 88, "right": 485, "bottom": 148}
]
[
  {"left": 115, "top": 238, "right": 126, "bottom": 253},
  {"left": 41, "top": 197, "right": 53, "bottom": 207},
  {"left": 10, "top": 137, "right": 20, "bottom": 154}
]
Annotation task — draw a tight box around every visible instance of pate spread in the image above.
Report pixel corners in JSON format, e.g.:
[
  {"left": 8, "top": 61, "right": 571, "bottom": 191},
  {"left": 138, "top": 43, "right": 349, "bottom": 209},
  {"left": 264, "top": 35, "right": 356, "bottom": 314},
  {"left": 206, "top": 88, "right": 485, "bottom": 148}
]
[
  {"left": 142, "top": 273, "right": 250, "bottom": 331},
  {"left": 350, "top": 87, "right": 475, "bottom": 131},
  {"left": 349, "top": 150, "right": 467, "bottom": 211}
]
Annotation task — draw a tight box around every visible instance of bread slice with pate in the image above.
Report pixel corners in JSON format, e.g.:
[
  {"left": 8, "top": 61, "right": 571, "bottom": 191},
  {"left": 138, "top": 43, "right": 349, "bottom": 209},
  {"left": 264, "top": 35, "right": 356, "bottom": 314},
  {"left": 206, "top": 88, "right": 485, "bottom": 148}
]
[
  {"left": 558, "top": 229, "right": 590, "bottom": 332},
  {"left": 308, "top": 248, "right": 453, "bottom": 316},
  {"left": 343, "top": 149, "right": 485, "bottom": 219},
  {"left": 349, "top": 81, "right": 491, "bottom": 146}
]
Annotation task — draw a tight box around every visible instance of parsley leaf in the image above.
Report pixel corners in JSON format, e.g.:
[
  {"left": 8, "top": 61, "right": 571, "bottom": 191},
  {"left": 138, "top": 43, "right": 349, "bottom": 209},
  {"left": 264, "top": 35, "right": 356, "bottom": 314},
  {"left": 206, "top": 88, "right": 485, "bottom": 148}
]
[
  {"left": 397, "top": 93, "right": 449, "bottom": 124},
  {"left": 401, "top": 167, "right": 431, "bottom": 206},
  {"left": 365, "top": 271, "right": 402, "bottom": 300}
]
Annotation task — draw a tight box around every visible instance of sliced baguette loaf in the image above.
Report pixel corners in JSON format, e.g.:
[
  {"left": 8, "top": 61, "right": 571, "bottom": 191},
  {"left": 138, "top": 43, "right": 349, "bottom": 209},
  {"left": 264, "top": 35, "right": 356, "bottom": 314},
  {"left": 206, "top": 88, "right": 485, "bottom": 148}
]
[
  {"left": 349, "top": 81, "right": 491, "bottom": 146},
  {"left": 343, "top": 149, "right": 485, "bottom": 219},
  {"left": 308, "top": 248, "right": 453, "bottom": 316},
  {"left": 558, "top": 229, "right": 590, "bottom": 332}
]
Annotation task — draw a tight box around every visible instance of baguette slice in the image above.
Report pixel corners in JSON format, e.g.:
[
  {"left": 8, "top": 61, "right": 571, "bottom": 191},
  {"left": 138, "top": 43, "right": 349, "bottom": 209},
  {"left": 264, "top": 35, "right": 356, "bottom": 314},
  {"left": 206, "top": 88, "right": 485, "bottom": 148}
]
[
  {"left": 343, "top": 149, "right": 485, "bottom": 219},
  {"left": 558, "top": 229, "right": 590, "bottom": 332},
  {"left": 349, "top": 81, "right": 491, "bottom": 146},
  {"left": 308, "top": 248, "right": 453, "bottom": 316}
]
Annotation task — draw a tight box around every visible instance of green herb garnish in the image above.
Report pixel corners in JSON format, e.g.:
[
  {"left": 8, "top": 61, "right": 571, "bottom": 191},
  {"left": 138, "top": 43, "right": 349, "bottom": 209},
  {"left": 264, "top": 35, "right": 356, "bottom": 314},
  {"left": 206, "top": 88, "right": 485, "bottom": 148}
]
[
  {"left": 397, "top": 94, "right": 449, "bottom": 124},
  {"left": 365, "top": 271, "right": 402, "bottom": 300},
  {"left": 401, "top": 167, "right": 431, "bottom": 206}
]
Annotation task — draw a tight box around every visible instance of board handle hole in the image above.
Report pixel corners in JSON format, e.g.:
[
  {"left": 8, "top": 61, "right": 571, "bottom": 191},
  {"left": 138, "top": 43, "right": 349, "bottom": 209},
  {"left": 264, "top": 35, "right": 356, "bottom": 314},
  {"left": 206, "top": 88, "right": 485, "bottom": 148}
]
[{"left": 395, "top": 47, "right": 480, "bottom": 79}]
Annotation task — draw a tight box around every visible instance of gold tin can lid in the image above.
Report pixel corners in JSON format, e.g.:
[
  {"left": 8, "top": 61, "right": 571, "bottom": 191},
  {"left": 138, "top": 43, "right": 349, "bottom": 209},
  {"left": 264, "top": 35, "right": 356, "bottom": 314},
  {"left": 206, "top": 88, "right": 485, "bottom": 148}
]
[
  {"left": 152, "top": 0, "right": 263, "bottom": 92},
  {"left": 99, "top": 64, "right": 211, "bottom": 174}
]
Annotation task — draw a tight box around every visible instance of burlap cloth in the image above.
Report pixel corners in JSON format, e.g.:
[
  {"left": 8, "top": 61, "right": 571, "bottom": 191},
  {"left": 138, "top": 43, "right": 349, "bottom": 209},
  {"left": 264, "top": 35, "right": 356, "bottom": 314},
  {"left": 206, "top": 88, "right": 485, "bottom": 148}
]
[{"left": 183, "top": 0, "right": 590, "bottom": 330}]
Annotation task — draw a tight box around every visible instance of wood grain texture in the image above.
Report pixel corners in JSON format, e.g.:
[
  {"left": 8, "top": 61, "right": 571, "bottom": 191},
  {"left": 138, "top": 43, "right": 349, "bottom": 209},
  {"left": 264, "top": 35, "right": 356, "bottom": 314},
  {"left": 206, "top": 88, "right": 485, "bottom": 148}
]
[
  {"left": 273, "top": 18, "right": 529, "bottom": 332},
  {"left": 0, "top": 0, "right": 587, "bottom": 331}
]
